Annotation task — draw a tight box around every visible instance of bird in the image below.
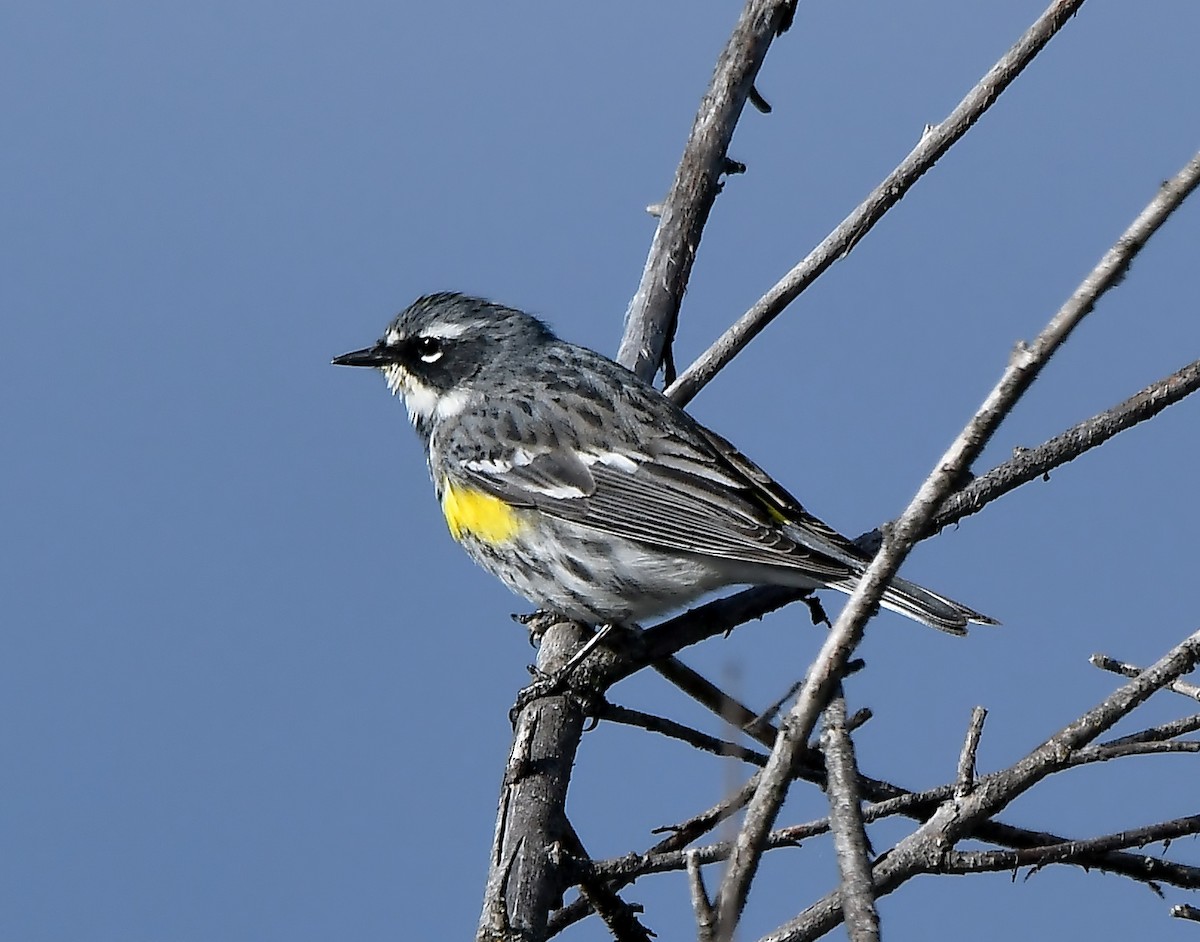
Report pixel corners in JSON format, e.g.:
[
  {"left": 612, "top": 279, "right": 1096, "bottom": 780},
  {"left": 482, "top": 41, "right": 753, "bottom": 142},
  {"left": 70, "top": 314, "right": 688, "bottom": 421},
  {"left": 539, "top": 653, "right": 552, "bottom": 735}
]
[{"left": 332, "top": 293, "right": 995, "bottom": 634}]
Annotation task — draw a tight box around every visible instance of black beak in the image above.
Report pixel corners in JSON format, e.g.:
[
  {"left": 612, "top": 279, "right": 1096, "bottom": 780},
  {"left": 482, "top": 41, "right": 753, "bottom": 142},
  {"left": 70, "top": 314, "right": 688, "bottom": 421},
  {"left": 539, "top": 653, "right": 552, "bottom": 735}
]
[{"left": 332, "top": 344, "right": 390, "bottom": 368}]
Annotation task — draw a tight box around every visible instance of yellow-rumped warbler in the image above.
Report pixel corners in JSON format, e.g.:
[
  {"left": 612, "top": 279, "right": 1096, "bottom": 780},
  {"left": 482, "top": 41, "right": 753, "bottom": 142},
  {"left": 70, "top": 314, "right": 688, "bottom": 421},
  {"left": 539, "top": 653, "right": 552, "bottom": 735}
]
[{"left": 333, "top": 293, "right": 995, "bottom": 634}]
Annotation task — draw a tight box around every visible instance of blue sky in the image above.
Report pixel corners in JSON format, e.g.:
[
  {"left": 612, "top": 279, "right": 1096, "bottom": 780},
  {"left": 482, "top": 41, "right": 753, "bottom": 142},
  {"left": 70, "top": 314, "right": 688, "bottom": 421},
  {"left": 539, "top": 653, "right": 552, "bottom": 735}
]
[{"left": 3, "top": 2, "right": 1198, "bottom": 940}]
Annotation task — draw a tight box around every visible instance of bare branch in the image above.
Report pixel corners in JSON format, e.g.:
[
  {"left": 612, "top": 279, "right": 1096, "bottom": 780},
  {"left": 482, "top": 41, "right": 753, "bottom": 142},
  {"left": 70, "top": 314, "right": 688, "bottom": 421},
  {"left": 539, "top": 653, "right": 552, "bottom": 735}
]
[
  {"left": 944, "top": 815, "right": 1200, "bottom": 873},
  {"left": 1104, "top": 714, "right": 1200, "bottom": 746},
  {"left": 1172, "top": 904, "right": 1200, "bottom": 923},
  {"left": 746, "top": 680, "right": 807, "bottom": 739},
  {"left": 586, "top": 804, "right": 1200, "bottom": 890},
  {"left": 1071, "top": 740, "right": 1200, "bottom": 763},
  {"left": 933, "top": 356, "right": 1200, "bottom": 534},
  {"left": 573, "top": 873, "right": 655, "bottom": 942},
  {"left": 477, "top": 620, "right": 591, "bottom": 942},
  {"left": 619, "top": 586, "right": 807, "bottom": 677},
  {"left": 687, "top": 850, "right": 719, "bottom": 942},
  {"left": 547, "top": 776, "right": 764, "bottom": 936},
  {"left": 557, "top": 827, "right": 656, "bottom": 942},
  {"left": 598, "top": 702, "right": 769, "bottom": 766},
  {"left": 955, "top": 707, "right": 988, "bottom": 798},
  {"left": 971, "top": 820, "right": 1200, "bottom": 891},
  {"left": 648, "top": 775, "right": 761, "bottom": 851},
  {"left": 579, "top": 612, "right": 799, "bottom": 748},
  {"left": 650, "top": 650, "right": 786, "bottom": 745},
  {"left": 667, "top": 0, "right": 1090, "bottom": 406},
  {"left": 1091, "top": 653, "right": 1200, "bottom": 703},
  {"left": 618, "top": 0, "right": 796, "bottom": 381},
  {"left": 821, "top": 692, "right": 880, "bottom": 942}
]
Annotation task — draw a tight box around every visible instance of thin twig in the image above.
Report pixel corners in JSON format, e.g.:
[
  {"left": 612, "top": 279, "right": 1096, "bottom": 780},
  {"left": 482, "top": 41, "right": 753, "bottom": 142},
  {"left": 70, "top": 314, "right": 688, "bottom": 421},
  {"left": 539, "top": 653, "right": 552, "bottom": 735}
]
[
  {"left": 666, "top": 0, "right": 1090, "bottom": 406},
  {"left": 1104, "top": 714, "right": 1200, "bottom": 746},
  {"left": 955, "top": 707, "right": 988, "bottom": 798},
  {"left": 618, "top": 0, "right": 796, "bottom": 382},
  {"left": 932, "top": 357, "right": 1200, "bottom": 535},
  {"left": 599, "top": 702, "right": 769, "bottom": 766},
  {"left": 944, "top": 815, "right": 1200, "bottom": 873},
  {"left": 650, "top": 652, "right": 784, "bottom": 747},
  {"left": 714, "top": 150, "right": 1200, "bottom": 940},
  {"left": 1071, "top": 740, "right": 1200, "bottom": 763},
  {"left": 821, "top": 691, "right": 880, "bottom": 942},
  {"left": 1091, "top": 653, "right": 1200, "bottom": 703},
  {"left": 589, "top": 821, "right": 819, "bottom": 881},
  {"left": 573, "top": 879, "right": 654, "bottom": 942},
  {"left": 578, "top": 623, "right": 793, "bottom": 779},
  {"left": 547, "top": 776, "right": 763, "bottom": 936},
  {"left": 971, "top": 820, "right": 1200, "bottom": 891},
  {"left": 558, "top": 828, "right": 656, "bottom": 942},
  {"left": 747, "top": 680, "right": 806, "bottom": 737},
  {"left": 587, "top": 602, "right": 795, "bottom": 749},
  {"left": 687, "top": 850, "right": 718, "bottom": 942}
]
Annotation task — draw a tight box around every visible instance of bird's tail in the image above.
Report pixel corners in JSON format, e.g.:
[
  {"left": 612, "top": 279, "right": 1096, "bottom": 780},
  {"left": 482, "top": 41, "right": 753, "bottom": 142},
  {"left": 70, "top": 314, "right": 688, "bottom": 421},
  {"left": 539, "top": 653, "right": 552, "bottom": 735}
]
[{"left": 833, "top": 573, "right": 998, "bottom": 635}]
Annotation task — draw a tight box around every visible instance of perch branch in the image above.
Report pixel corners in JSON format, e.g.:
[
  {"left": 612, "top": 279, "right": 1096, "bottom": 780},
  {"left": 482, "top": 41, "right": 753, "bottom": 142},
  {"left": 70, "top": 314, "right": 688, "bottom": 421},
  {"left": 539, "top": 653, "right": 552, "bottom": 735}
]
[{"left": 618, "top": 0, "right": 797, "bottom": 382}]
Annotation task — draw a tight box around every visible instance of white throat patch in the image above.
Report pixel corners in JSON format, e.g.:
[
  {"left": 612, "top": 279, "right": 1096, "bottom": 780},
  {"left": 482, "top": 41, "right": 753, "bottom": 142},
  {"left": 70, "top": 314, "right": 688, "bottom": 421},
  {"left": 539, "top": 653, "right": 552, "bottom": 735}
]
[{"left": 383, "top": 364, "right": 470, "bottom": 426}]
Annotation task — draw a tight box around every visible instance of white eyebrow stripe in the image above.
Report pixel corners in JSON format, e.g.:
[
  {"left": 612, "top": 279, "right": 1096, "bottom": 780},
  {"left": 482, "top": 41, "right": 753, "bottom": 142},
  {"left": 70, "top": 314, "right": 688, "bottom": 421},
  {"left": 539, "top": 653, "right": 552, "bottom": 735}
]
[
  {"left": 383, "top": 321, "right": 485, "bottom": 346},
  {"left": 423, "top": 320, "right": 487, "bottom": 340}
]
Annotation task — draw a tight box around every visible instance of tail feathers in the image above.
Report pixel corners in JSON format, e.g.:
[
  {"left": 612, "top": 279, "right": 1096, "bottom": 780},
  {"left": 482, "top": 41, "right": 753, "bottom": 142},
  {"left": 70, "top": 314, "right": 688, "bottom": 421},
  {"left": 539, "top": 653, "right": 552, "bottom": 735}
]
[{"left": 833, "top": 574, "right": 998, "bottom": 635}]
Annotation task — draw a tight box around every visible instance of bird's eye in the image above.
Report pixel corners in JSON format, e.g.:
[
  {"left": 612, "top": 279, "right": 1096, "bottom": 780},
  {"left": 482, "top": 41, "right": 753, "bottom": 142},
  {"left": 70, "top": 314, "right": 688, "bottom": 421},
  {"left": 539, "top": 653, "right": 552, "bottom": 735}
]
[{"left": 415, "top": 336, "right": 444, "bottom": 363}]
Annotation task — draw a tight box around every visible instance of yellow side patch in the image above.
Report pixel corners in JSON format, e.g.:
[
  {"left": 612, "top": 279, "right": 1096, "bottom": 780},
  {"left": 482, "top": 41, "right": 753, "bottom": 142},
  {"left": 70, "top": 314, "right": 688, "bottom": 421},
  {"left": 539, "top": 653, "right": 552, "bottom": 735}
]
[{"left": 440, "top": 479, "right": 525, "bottom": 544}]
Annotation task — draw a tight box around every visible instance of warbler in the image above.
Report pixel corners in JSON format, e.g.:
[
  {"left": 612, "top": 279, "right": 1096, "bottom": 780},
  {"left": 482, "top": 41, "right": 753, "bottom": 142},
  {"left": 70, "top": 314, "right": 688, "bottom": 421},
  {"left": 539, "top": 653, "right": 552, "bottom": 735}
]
[{"left": 333, "top": 293, "right": 994, "bottom": 634}]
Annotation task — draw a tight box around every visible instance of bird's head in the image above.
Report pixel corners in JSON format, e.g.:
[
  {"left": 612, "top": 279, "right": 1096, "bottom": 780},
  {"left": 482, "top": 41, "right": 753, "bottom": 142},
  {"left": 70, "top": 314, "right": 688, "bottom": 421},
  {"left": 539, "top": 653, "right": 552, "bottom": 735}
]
[{"left": 333, "top": 292, "right": 554, "bottom": 432}]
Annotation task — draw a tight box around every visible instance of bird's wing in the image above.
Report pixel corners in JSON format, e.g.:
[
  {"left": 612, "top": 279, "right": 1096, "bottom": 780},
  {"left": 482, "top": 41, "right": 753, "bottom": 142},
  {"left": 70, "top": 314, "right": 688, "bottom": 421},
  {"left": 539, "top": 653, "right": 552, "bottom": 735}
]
[
  {"left": 689, "top": 425, "right": 865, "bottom": 562},
  {"left": 447, "top": 415, "right": 866, "bottom": 581}
]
